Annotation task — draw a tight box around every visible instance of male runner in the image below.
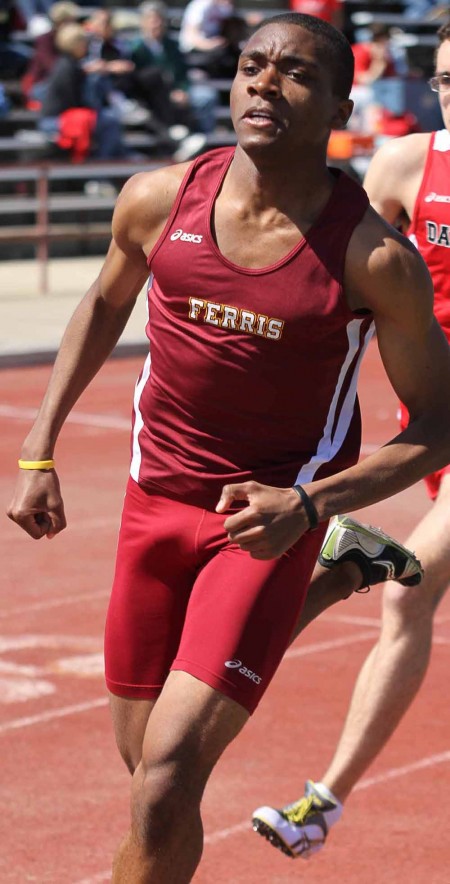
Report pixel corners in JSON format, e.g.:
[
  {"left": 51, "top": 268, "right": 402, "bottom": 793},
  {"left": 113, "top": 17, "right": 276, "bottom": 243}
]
[
  {"left": 7, "top": 14, "right": 450, "bottom": 883},
  {"left": 252, "top": 21, "right": 450, "bottom": 862}
]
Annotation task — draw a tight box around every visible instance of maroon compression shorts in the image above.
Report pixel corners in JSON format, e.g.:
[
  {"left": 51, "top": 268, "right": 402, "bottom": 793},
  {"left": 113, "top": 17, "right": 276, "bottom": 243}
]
[
  {"left": 104, "top": 477, "right": 327, "bottom": 714},
  {"left": 399, "top": 402, "right": 450, "bottom": 500}
]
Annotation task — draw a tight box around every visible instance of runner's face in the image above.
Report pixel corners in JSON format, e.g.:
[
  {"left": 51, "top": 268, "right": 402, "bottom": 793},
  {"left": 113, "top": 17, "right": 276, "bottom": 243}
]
[
  {"left": 230, "top": 24, "right": 351, "bottom": 154},
  {"left": 436, "top": 40, "right": 450, "bottom": 131}
]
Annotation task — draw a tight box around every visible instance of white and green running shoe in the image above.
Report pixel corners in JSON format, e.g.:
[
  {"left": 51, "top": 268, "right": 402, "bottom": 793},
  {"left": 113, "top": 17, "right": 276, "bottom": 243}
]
[
  {"left": 319, "top": 515, "right": 423, "bottom": 590},
  {"left": 252, "top": 780, "right": 342, "bottom": 859}
]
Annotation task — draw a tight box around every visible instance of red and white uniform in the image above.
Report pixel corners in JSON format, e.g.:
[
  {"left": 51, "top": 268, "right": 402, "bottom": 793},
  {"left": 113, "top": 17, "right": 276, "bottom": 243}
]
[
  {"left": 401, "top": 129, "right": 450, "bottom": 498},
  {"left": 105, "top": 148, "right": 373, "bottom": 712}
]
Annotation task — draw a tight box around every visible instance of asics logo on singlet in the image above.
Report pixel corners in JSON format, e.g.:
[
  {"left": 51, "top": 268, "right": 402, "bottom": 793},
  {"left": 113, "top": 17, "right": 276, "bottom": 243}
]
[
  {"left": 424, "top": 192, "right": 450, "bottom": 203},
  {"left": 170, "top": 228, "right": 203, "bottom": 243},
  {"left": 224, "top": 659, "right": 262, "bottom": 684}
]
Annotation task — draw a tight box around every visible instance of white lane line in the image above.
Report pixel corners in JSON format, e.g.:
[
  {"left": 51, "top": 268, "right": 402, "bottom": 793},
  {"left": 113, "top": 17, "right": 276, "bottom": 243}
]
[
  {"left": 355, "top": 749, "right": 450, "bottom": 791},
  {"left": 0, "top": 626, "right": 443, "bottom": 729},
  {"left": 0, "top": 697, "right": 108, "bottom": 734},
  {"left": 206, "top": 748, "right": 450, "bottom": 844},
  {"left": 0, "top": 630, "right": 380, "bottom": 734},
  {"left": 0, "top": 404, "right": 130, "bottom": 430},
  {"left": 2, "top": 628, "right": 447, "bottom": 730},
  {"left": 74, "top": 747, "right": 450, "bottom": 884},
  {"left": 54, "top": 653, "right": 104, "bottom": 677},
  {"left": 0, "top": 590, "right": 110, "bottom": 619},
  {"left": 0, "top": 660, "right": 44, "bottom": 676},
  {"left": 0, "top": 676, "right": 56, "bottom": 703},
  {"left": 285, "top": 630, "right": 379, "bottom": 658},
  {"left": 204, "top": 821, "right": 253, "bottom": 846},
  {"left": 0, "top": 634, "right": 101, "bottom": 652}
]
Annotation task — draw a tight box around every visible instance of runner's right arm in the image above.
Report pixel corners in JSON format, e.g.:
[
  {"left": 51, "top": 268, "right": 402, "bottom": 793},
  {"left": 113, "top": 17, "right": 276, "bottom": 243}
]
[{"left": 7, "top": 166, "right": 188, "bottom": 539}]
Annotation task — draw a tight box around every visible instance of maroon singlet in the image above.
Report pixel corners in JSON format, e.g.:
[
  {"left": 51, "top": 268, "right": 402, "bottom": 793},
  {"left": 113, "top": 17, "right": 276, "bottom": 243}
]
[{"left": 129, "top": 147, "right": 373, "bottom": 510}]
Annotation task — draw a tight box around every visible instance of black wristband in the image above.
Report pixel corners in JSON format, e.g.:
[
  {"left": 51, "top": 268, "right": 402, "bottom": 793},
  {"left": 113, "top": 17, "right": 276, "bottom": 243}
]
[{"left": 292, "top": 484, "right": 319, "bottom": 531}]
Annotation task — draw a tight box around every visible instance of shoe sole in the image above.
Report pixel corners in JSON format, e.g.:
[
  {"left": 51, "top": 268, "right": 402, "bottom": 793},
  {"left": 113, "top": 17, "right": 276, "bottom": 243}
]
[
  {"left": 252, "top": 816, "right": 296, "bottom": 858},
  {"left": 320, "top": 516, "right": 423, "bottom": 586}
]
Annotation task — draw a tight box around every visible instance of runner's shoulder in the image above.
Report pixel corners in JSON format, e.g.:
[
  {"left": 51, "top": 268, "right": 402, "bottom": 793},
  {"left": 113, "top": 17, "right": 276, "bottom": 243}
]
[
  {"left": 370, "top": 132, "right": 432, "bottom": 179},
  {"left": 112, "top": 161, "right": 193, "bottom": 249},
  {"left": 115, "top": 161, "right": 192, "bottom": 223}
]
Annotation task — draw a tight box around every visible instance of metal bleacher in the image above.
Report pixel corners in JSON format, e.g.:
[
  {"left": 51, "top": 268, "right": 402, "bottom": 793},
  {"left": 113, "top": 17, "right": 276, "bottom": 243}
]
[
  {"left": 0, "top": 0, "right": 445, "bottom": 278},
  {"left": 0, "top": 4, "right": 246, "bottom": 279},
  {"left": 0, "top": 160, "right": 165, "bottom": 292}
]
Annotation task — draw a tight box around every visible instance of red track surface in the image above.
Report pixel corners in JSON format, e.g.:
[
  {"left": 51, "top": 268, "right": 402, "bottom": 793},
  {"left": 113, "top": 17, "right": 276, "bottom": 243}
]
[{"left": 1, "top": 341, "right": 449, "bottom": 883}]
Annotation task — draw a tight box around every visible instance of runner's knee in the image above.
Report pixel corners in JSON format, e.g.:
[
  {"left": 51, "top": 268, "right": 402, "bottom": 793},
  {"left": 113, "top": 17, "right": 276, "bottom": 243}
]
[
  {"left": 131, "top": 739, "right": 208, "bottom": 848},
  {"left": 109, "top": 694, "right": 155, "bottom": 775},
  {"left": 116, "top": 738, "right": 140, "bottom": 775},
  {"left": 382, "top": 580, "right": 436, "bottom": 634}
]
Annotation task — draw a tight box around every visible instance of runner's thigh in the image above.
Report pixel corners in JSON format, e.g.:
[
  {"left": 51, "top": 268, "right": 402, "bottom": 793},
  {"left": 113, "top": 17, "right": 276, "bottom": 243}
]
[
  {"left": 172, "top": 525, "right": 327, "bottom": 714},
  {"left": 104, "top": 479, "right": 202, "bottom": 700}
]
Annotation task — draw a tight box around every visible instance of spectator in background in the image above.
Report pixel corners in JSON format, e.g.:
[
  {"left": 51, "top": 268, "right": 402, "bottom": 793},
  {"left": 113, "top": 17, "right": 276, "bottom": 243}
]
[
  {"left": 179, "top": 0, "right": 248, "bottom": 77},
  {"left": 84, "top": 8, "right": 131, "bottom": 66},
  {"left": 349, "top": 21, "right": 416, "bottom": 136},
  {"left": 131, "top": 1, "right": 218, "bottom": 134},
  {"left": 80, "top": 3, "right": 180, "bottom": 141},
  {"left": 38, "top": 22, "right": 127, "bottom": 161},
  {"left": 352, "top": 22, "right": 397, "bottom": 86},
  {"left": 288, "top": 0, "right": 344, "bottom": 30},
  {"left": 0, "top": 0, "right": 32, "bottom": 79},
  {"left": 22, "top": 1, "right": 81, "bottom": 105},
  {"left": 83, "top": 8, "right": 150, "bottom": 125}
]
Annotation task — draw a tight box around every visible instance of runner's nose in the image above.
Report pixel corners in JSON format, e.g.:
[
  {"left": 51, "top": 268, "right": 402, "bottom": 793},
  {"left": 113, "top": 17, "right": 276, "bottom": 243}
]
[{"left": 248, "top": 66, "right": 282, "bottom": 99}]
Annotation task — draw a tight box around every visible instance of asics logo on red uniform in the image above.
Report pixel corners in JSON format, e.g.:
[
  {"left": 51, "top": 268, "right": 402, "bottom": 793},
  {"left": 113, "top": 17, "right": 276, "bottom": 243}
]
[
  {"left": 170, "top": 228, "right": 203, "bottom": 243},
  {"left": 424, "top": 192, "right": 450, "bottom": 203},
  {"left": 225, "top": 659, "right": 262, "bottom": 684}
]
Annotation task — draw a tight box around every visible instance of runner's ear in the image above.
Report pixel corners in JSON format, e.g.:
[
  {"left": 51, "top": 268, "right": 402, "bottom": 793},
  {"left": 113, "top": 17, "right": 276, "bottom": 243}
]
[{"left": 331, "top": 98, "right": 353, "bottom": 131}]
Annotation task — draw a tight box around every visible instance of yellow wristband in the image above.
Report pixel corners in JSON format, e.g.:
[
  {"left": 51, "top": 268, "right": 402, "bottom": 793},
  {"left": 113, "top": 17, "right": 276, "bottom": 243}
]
[{"left": 18, "top": 459, "right": 55, "bottom": 471}]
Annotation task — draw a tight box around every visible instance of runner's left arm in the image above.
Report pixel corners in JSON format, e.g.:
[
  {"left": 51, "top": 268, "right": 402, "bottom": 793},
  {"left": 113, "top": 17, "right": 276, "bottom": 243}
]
[{"left": 218, "top": 209, "right": 450, "bottom": 558}]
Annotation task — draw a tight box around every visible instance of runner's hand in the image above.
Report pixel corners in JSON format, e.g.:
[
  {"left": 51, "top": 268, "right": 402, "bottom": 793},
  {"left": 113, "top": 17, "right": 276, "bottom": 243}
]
[
  {"left": 7, "top": 469, "right": 66, "bottom": 540},
  {"left": 216, "top": 481, "right": 311, "bottom": 559}
]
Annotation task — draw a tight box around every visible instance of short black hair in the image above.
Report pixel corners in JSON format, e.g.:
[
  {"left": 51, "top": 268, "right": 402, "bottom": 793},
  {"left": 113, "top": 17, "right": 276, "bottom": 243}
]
[{"left": 250, "top": 12, "right": 354, "bottom": 99}]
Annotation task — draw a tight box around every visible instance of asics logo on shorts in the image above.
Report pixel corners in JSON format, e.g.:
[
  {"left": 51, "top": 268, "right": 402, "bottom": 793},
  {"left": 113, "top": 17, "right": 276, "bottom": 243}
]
[
  {"left": 225, "top": 659, "right": 262, "bottom": 684},
  {"left": 170, "top": 228, "right": 203, "bottom": 243}
]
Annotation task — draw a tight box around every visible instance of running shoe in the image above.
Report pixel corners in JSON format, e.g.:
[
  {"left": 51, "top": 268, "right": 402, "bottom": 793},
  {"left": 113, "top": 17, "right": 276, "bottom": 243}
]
[
  {"left": 252, "top": 780, "right": 342, "bottom": 859},
  {"left": 318, "top": 515, "right": 423, "bottom": 590}
]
